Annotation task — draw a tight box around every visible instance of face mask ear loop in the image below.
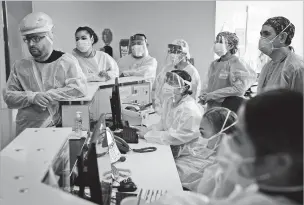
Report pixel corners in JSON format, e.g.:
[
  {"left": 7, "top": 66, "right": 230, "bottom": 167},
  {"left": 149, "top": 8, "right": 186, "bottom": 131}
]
[
  {"left": 270, "top": 22, "right": 292, "bottom": 43},
  {"left": 221, "top": 110, "right": 231, "bottom": 131},
  {"left": 213, "top": 118, "right": 238, "bottom": 151}
]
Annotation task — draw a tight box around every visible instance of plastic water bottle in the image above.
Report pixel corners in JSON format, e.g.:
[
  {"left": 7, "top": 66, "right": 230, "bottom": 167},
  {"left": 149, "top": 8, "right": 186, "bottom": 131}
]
[{"left": 74, "top": 111, "right": 83, "bottom": 137}]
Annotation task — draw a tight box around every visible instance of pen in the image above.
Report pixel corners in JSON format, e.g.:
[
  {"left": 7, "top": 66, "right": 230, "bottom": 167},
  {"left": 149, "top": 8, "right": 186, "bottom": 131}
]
[{"left": 136, "top": 189, "right": 143, "bottom": 205}]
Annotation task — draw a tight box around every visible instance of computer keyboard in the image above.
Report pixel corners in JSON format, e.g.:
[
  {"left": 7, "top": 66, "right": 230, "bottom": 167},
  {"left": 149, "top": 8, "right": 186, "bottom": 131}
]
[
  {"left": 115, "top": 127, "right": 139, "bottom": 144},
  {"left": 115, "top": 192, "right": 137, "bottom": 205}
]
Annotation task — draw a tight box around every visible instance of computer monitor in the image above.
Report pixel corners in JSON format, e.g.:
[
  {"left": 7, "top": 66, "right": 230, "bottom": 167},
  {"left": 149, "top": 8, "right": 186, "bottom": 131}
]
[
  {"left": 75, "top": 114, "right": 105, "bottom": 205},
  {"left": 110, "top": 77, "right": 124, "bottom": 130},
  {"left": 86, "top": 142, "right": 103, "bottom": 204},
  {"left": 89, "top": 113, "right": 106, "bottom": 145}
]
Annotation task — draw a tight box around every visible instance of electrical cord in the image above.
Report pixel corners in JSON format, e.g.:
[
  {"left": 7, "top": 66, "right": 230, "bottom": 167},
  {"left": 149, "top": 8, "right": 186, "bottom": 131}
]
[{"left": 132, "top": 147, "right": 157, "bottom": 153}]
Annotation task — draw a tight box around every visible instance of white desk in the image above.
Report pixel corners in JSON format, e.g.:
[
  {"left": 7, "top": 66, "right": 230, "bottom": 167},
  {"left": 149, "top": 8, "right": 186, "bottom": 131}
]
[
  {"left": 0, "top": 128, "right": 95, "bottom": 205},
  {"left": 96, "top": 140, "right": 183, "bottom": 193},
  {"left": 60, "top": 76, "right": 151, "bottom": 131},
  {"left": 96, "top": 112, "right": 182, "bottom": 192},
  {"left": 0, "top": 123, "right": 183, "bottom": 205}
]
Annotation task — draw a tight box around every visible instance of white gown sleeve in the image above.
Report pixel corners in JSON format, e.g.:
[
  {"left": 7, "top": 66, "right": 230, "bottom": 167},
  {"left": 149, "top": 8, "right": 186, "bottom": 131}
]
[
  {"left": 208, "top": 59, "right": 256, "bottom": 100},
  {"left": 3, "top": 62, "right": 37, "bottom": 109},
  {"left": 145, "top": 106, "right": 201, "bottom": 145},
  {"left": 46, "top": 55, "right": 88, "bottom": 100},
  {"left": 104, "top": 53, "right": 119, "bottom": 79},
  {"left": 128, "top": 57, "right": 158, "bottom": 79}
]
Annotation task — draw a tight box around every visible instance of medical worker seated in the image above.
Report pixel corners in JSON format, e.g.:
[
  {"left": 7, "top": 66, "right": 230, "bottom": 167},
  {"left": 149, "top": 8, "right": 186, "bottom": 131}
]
[
  {"left": 257, "top": 16, "right": 304, "bottom": 94},
  {"left": 145, "top": 89, "right": 303, "bottom": 205},
  {"left": 72, "top": 26, "right": 119, "bottom": 82},
  {"left": 152, "top": 39, "right": 201, "bottom": 112},
  {"left": 136, "top": 70, "right": 202, "bottom": 149},
  {"left": 199, "top": 32, "right": 256, "bottom": 110},
  {"left": 175, "top": 107, "right": 237, "bottom": 191},
  {"left": 117, "top": 33, "right": 157, "bottom": 83},
  {"left": 3, "top": 12, "right": 87, "bottom": 136}
]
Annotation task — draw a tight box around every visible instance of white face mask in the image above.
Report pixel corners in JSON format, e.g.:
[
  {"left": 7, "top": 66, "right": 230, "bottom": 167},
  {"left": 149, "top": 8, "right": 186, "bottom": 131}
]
[
  {"left": 170, "top": 53, "right": 184, "bottom": 66},
  {"left": 258, "top": 23, "right": 291, "bottom": 56},
  {"left": 190, "top": 111, "right": 236, "bottom": 159},
  {"left": 213, "top": 42, "right": 227, "bottom": 57},
  {"left": 216, "top": 135, "right": 256, "bottom": 189},
  {"left": 76, "top": 39, "right": 91, "bottom": 52},
  {"left": 162, "top": 83, "right": 175, "bottom": 94},
  {"left": 216, "top": 134, "right": 304, "bottom": 195},
  {"left": 132, "top": 45, "right": 144, "bottom": 57}
]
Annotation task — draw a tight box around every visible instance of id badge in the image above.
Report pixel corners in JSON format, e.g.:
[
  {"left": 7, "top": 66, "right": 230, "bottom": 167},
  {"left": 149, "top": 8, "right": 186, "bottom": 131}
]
[{"left": 219, "top": 71, "right": 229, "bottom": 79}]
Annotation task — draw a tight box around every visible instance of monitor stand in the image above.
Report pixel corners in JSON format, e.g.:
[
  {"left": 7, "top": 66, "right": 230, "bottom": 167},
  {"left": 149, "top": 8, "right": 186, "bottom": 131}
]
[{"left": 106, "top": 118, "right": 130, "bottom": 132}]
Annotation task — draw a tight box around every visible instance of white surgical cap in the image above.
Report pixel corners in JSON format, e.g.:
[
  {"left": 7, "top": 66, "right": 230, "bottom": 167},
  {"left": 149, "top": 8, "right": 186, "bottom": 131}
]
[{"left": 19, "top": 12, "right": 54, "bottom": 36}]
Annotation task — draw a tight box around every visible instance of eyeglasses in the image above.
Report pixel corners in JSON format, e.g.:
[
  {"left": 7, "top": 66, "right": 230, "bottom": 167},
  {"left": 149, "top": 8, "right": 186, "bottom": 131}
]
[{"left": 23, "top": 36, "right": 46, "bottom": 44}]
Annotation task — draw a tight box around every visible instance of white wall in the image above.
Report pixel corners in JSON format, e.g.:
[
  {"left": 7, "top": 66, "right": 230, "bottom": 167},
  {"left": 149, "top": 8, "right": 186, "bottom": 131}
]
[
  {"left": 7, "top": 1, "right": 33, "bottom": 64},
  {"left": 0, "top": 1, "right": 31, "bottom": 150},
  {"left": 32, "top": 1, "right": 216, "bottom": 83}
]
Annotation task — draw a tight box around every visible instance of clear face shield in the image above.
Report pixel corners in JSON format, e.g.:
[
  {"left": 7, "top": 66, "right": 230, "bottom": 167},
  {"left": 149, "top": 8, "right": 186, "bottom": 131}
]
[
  {"left": 130, "top": 34, "right": 147, "bottom": 58},
  {"left": 164, "top": 71, "right": 191, "bottom": 90},
  {"left": 167, "top": 44, "right": 187, "bottom": 66},
  {"left": 162, "top": 72, "right": 192, "bottom": 104}
]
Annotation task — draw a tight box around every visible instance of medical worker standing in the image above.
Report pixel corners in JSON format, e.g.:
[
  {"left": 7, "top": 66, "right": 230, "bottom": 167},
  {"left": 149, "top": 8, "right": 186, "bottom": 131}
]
[
  {"left": 152, "top": 39, "right": 201, "bottom": 111},
  {"left": 72, "top": 26, "right": 119, "bottom": 82},
  {"left": 257, "top": 16, "right": 304, "bottom": 94},
  {"left": 118, "top": 33, "right": 157, "bottom": 84},
  {"left": 72, "top": 26, "right": 119, "bottom": 122},
  {"left": 199, "top": 32, "right": 256, "bottom": 110},
  {"left": 3, "top": 12, "right": 87, "bottom": 136}
]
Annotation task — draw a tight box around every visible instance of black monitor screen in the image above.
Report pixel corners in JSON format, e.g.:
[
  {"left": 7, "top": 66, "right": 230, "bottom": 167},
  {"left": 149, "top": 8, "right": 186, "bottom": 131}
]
[{"left": 110, "top": 77, "right": 123, "bottom": 130}]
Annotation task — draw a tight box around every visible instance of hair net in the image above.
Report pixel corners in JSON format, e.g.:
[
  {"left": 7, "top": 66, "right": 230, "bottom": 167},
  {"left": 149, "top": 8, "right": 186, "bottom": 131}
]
[
  {"left": 263, "top": 16, "right": 295, "bottom": 45},
  {"left": 19, "top": 12, "right": 54, "bottom": 36},
  {"left": 171, "top": 39, "right": 191, "bottom": 59}
]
